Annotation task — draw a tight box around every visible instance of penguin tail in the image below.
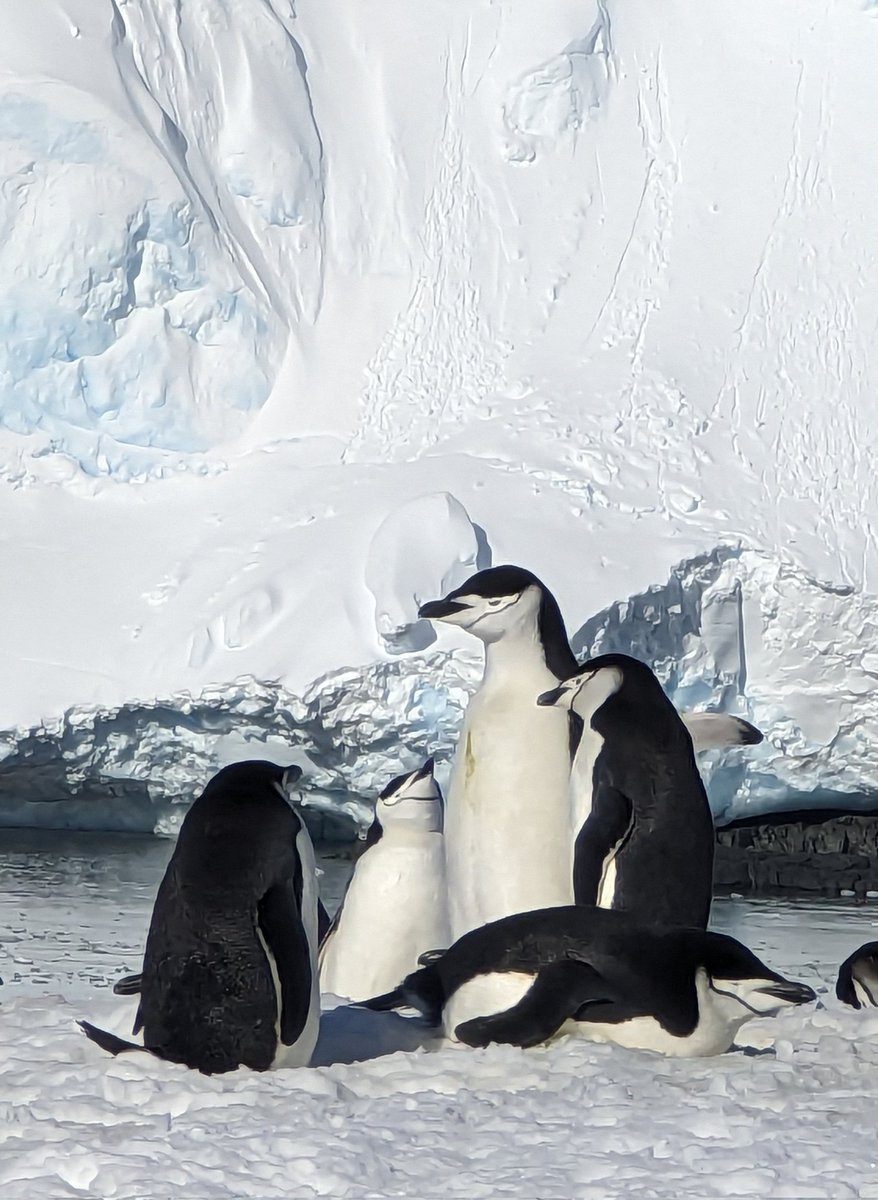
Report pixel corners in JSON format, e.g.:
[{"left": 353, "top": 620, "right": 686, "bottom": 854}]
[
  {"left": 359, "top": 987, "right": 405, "bottom": 1012},
  {"left": 78, "top": 1020, "right": 149, "bottom": 1058},
  {"left": 360, "top": 966, "right": 445, "bottom": 1026}
]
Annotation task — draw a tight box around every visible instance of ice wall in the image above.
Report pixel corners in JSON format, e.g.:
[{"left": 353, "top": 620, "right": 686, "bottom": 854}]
[{"left": 2, "top": 0, "right": 878, "bottom": 830}]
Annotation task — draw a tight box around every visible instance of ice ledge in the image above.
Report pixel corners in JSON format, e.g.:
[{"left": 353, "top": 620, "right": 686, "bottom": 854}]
[{"left": 1, "top": 545, "right": 876, "bottom": 834}]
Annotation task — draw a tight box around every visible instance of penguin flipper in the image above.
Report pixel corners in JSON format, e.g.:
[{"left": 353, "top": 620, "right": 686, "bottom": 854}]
[
  {"left": 572, "top": 781, "right": 633, "bottom": 906},
  {"left": 682, "top": 711, "right": 764, "bottom": 751},
  {"left": 454, "top": 961, "right": 612, "bottom": 1049},
  {"left": 78, "top": 1020, "right": 149, "bottom": 1058},
  {"left": 113, "top": 972, "right": 143, "bottom": 996},
  {"left": 258, "top": 879, "right": 314, "bottom": 1047}
]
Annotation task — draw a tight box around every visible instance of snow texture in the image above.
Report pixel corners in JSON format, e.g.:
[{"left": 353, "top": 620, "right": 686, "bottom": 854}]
[
  {"left": 2, "top": 0, "right": 878, "bottom": 829},
  {"left": 2, "top": 839, "right": 878, "bottom": 1200}
]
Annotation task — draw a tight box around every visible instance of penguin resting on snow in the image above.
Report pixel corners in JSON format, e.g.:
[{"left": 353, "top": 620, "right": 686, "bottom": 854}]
[
  {"left": 319, "top": 758, "right": 450, "bottom": 1002},
  {"left": 81, "top": 761, "right": 320, "bottom": 1074},
  {"left": 836, "top": 942, "right": 878, "bottom": 1009},
  {"left": 363, "top": 905, "right": 815, "bottom": 1057},
  {"left": 537, "top": 653, "right": 717, "bottom": 928}
]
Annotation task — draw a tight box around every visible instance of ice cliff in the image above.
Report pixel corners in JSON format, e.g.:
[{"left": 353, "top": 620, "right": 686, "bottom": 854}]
[{"left": 2, "top": 0, "right": 877, "bottom": 832}]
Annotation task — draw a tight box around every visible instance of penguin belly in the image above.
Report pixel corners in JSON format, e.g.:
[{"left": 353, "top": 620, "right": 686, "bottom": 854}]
[
  {"left": 444, "top": 692, "right": 574, "bottom": 940},
  {"left": 320, "top": 834, "right": 449, "bottom": 1002}
]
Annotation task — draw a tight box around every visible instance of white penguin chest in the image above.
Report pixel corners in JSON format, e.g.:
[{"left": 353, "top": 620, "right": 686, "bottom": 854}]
[
  {"left": 445, "top": 687, "right": 574, "bottom": 932},
  {"left": 319, "top": 833, "right": 449, "bottom": 1002}
]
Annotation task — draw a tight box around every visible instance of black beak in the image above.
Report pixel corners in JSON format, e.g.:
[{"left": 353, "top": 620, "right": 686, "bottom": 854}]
[
  {"left": 415, "top": 757, "right": 435, "bottom": 780},
  {"left": 757, "top": 980, "right": 816, "bottom": 1006},
  {"left": 418, "top": 598, "right": 468, "bottom": 620},
  {"left": 537, "top": 685, "right": 565, "bottom": 707}
]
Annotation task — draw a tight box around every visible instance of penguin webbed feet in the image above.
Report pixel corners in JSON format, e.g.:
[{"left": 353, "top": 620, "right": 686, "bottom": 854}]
[
  {"left": 417, "top": 948, "right": 447, "bottom": 967},
  {"left": 728, "top": 1043, "right": 776, "bottom": 1057},
  {"left": 113, "top": 971, "right": 143, "bottom": 997}
]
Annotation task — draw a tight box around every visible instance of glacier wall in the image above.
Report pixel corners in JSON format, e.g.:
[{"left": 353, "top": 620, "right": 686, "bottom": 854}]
[{"left": 2, "top": 0, "right": 878, "bottom": 830}]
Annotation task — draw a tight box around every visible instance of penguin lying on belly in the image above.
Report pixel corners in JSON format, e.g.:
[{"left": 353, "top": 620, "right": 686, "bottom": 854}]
[
  {"left": 362, "top": 906, "right": 815, "bottom": 1057},
  {"left": 836, "top": 942, "right": 878, "bottom": 1009},
  {"left": 319, "top": 758, "right": 450, "bottom": 1002},
  {"left": 538, "top": 653, "right": 719, "bottom": 929},
  {"left": 81, "top": 761, "right": 320, "bottom": 1074}
]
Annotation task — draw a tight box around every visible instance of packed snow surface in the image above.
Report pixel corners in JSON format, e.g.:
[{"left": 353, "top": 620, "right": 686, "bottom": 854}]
[
  {"left": 3, "top": 0, "right": 878, "bottom": 828},
  {"left": 2, "top": 834, "right": 878, "bottom": 1199}
]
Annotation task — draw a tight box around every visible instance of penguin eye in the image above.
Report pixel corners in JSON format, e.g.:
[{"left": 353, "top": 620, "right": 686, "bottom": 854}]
[{"left": 488, "top": 596, "right": 514, "bottom": 608}]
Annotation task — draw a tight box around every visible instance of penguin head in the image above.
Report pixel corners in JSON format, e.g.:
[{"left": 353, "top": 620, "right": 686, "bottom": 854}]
[
  {"left": 537, "top": 658, "right": 625, "bottom": 718},
  {"left": 538, "top": 654, "right": 686, "bottom": 743},
  {"left": 375, "top": 758, "right": 443, "bottom": 832},
  {"left": 418, "top": 565, "right": 577, "bottom": 674},
  {"left": 694, "top": 931, "right": 816, "bottom": 1018},
  {"left": 836, "top": 941, "right": 878, "bottom": 1009},
  {"left": 202, "top": 760, "right": 303, "bottom": 803}
]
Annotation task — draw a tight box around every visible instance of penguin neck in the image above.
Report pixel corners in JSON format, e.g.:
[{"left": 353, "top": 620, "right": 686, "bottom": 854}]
[
  {"left": 481, "top": 628, "right": 560, "bottom": 692},
  {"left": 381, "top": 809, "right": 443, "bottom": 837}
]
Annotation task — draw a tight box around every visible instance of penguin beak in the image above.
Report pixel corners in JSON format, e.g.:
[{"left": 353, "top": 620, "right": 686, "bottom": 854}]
[
  {"left": 536, "top": 685, "right": 566, "bottom": 707},
  {"left": 755, "top": 980, "right": 816, "bottom": 1006},
  {"left": 415, "top": 757, "right": 435, "bottom": 780},
  {"left": 418, "top": 598, "right": 468, "bottom": 621}
]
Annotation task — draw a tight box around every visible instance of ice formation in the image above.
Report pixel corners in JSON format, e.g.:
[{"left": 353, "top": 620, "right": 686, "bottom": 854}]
[{"left": 2, "top": 0, "right": 878, "bottom": 830}]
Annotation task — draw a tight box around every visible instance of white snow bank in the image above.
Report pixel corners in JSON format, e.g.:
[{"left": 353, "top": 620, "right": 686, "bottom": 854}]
[
  {"left": 3, "top": 0, "right": 878, "bottom": 829},
  {"left": 3, "top": 955, "right": 878, "bottom": 1197}
]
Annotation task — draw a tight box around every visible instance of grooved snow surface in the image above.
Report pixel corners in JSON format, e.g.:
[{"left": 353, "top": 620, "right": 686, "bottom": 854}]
[
  {"left": 2, "top": 836, "right": 878, "bottom": 1199},
  {"left": 3, "top": 0, "right": 878, "bottom": 826}
]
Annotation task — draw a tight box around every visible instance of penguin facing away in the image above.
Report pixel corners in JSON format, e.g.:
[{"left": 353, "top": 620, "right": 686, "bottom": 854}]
[
  {"left": 538, "top": 654, "right": 716, "bottom": 929},
  {"left": 363, "top": 905, "right": 816, "bottom": 1057},
  {"left": 81, "top": 761, "right": 320, "bottom": 1074},
  {"left": 318, "top": 758, "right": 450, "bottom": 1002},
  {"left": 418, "top": 566, "right": 761, "bottom": 943},
  {"left": 836, "top": 942, "right": 878, "bottom": 1009}
]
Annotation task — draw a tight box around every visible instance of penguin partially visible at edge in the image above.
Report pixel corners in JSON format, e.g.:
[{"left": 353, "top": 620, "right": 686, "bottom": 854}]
[
  {"left": 836, "top": 942, "right": 878, "bottom": 1009},
  {"left": 81, "top": 760, "right": 320, "bottom": 1074},
  {"left": 318, "top": 758, "right": 450, "bottom": 1002},
  {"left": 363, "top": 905, "right": 815, "bottom": 1057},
  {"left": 538, "top": 654, "right": 716, "bottom": 928}
]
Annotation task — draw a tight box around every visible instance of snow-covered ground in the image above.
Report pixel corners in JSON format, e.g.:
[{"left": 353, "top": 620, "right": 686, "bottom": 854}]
[
  {"left": 2, "top": 834, "right": 878, "bottom": 1199},
  {"left": 3, "top": 0, "right": 878, "bottom": 831}
]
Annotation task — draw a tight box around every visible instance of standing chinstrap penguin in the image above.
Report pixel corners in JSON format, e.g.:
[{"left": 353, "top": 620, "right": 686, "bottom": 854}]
[
  {"left": 363, "top": 905, "right": 815, "bottom": 1057},
  {"left": 419, "top": 566, "right": 580, "bottom": 942},
  {"left": 538, "top": 654, "right": 716, "bottom": 928},
  {"left": 319, "top": 758, "right": 450, "bottom": 1002},
  {"left": 81, "top": 761, "right": 320, "bottom": 1074}
]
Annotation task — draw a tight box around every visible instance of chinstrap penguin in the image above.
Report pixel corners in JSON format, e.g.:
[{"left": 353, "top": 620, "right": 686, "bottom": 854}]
[
  {"left": 538, "top": 654, "right": 716, "bottom": 928},
  {"left": 363, "top": 905, "right": 815, "bottom": 1057},
  {"left": 81, "top": 760, "right": 320, "bottom": 1074},
  {"left": 419, "top": 566, "right": 762, "bottom": 945},
  {"left": 418, "top": 566, "right": 580, "bottom": 942},
  {"left": 318, "top": 758, "right": 450, "bottom": 1002},
  {"left": 836, "top": 941, "right": 878, "bottom": 1009}
]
